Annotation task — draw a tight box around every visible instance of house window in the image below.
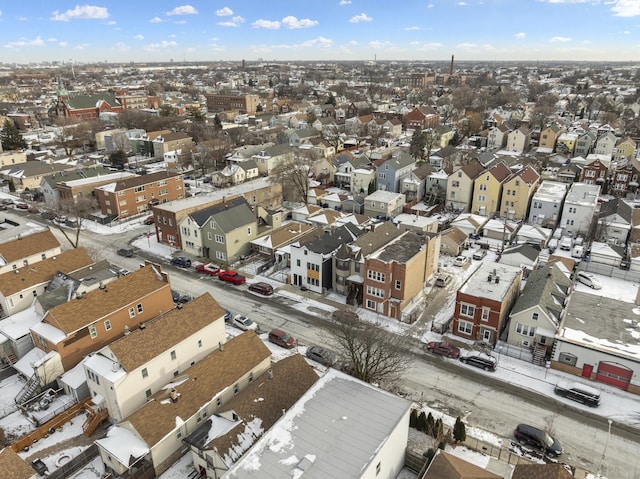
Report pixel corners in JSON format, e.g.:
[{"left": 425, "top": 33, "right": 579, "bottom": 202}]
[
  {"left": 145, "top": 389, "right": 152, "bottom": 398},
  {"left": 460, "top": 303, "right": 475, "bottom": 318},
  {"left": 366, "top": 285, "right": 385, "bottom": 298},
  {"left": 478, "top": 194, "right": 486, "bottom": 202},
  {"left": 481, "top": 308, "right": 490, "bottom": 322},
  {"left": 41, "top": 253, "right": 46, "bottom": 260},
  {"left": 247, "top": 226, "right": 252, "bottom": 235},
  {"left": 215, "top": 234, "right": 224, "bottom": 244},
  {"left": 89, "top": 325, "right": 97, "bottom": 339},
  {"left": 104, "top": 320, "right": 112, "bottom": 331},
  {"left": 171, "top": 350, "right": 177, "bottom": 360},
  {"left": 479, "top": 184, "right": 487, "bottom": 191},
  {"left": 129, "top": 307, "right": 135, "bottom": 318},
  {"left": 216, "top": 397, "right": 222, "bottom": 407},
  {"left": 367, "top": 270, "right": 385, "bottom": 282},
  {"left": 207, "top": 232, "right": 212, "bottom": 240},
  {"left": 210, "top": 221, "right": 216, "bottom": 229},
  {"left": 198, "top": 339, "right": 203, "bottom": 348},
  {"left": 137, "top": 303, "right": 143, "bottom": 313},
  {"left": 458, "top": 319, "right": 473, "bottom": 335},
  {"left": 216, "top": 251, "right": 226, "bottom": 261},
  {"left": 366, "top": 299, "right": 377, "bottom": 310},
  {"left": 532, "top": 313, "right": 539, "bottom": 321},
  {"left": 142, "top": 368, "right": 149, "bottom": 379},
  {"left": 249, "top": 371, "right": 254, "bottom": 383},
  {"left": 296, "top": 259, "right": 301, "bottom": 267},
  {"left": 395, "top": 280, "right": 401, "bottom": 290},
  {"left": 376, "top": 462, "right": 381, "bottom": 475},
  {"left": 234, "top": 384, "right": 239, "bottom": 395},
  {"left": 516, "top": 323, "right": 535, "bottom": 337},
  {"left": 23, "top": 259, "right": 28, "bottom": 267}
]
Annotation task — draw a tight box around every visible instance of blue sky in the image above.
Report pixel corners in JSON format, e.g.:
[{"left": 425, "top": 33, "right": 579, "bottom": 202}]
[{"left": 1, "top": 1, "right": 640, "bottom": 64}]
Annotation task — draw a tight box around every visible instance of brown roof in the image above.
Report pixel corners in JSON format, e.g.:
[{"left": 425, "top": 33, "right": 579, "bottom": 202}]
[
  {"left": 108, "top": 293, "right": 225, "bottom": 372},
  {"left": 484, "top": 162, "right": 511, "bottom": 183},
  {"left": 44, "top": 263, "right": 170, "bottom": 335},
  {"left": 157, "top": 131, "right": 192, "bottom": 142},
  {"left": 354, "top": 222, "right": 405, "bottom": 256},
  {"left": 512, "top": 463, "right": 573, "bottom": 479},
  {"left": 256, "top": 223, "right": 315, "bottom": 250},
  {"left": 110, "top": 171, "right": 182, "bottom": 192},
  {"left": 0, "top": 229, "right": 60, "bottom": 263},
  {"left": 459, "top": 158, "right": 485, "bottom": 180},
  {"left": 0, "top": 448, "right": 35, "bottom": 479},
  {"left": 0, "top": 247, "right": 93, "bottom": 296},
  {"left": 424, "top": 450, "right": 503, "bottom": 479},
  {"left": 145, "top": 130, "right": 172, "bottom": 140},
  {"left": 206, "top": 354, "right": 318, "bottom": 456},
  {"left": 442, "top": 226, "right": 469, "bottom": 245},
  {"left": 125, "top": 331, "right": 271, "bottom": 446}
]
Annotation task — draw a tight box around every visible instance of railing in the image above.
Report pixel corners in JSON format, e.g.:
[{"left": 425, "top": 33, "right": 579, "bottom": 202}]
[{"left": 45, "top": 444, "right": 99, "bottom": 479}]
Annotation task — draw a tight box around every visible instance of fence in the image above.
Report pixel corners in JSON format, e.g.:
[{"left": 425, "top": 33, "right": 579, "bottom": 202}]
[
  {"left": 45, "top": 444, "right": 99, "bottom": 479},
  {"left": 462, "top": 436, "right": 535, "bottom": 467},
  {"left": 579, "top": 261, "right": 640, "bottom": 282}
]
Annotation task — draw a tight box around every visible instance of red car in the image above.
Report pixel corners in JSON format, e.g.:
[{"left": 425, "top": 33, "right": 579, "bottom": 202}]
[
  {"left": 143, "top": 215, "right": 155, "bottom": 225},
  {"left": 218, "top": 270, "right": 246, "bottom": 285},
  {"left": 425, "top": 341, "right": 461, "bottom": 359},
  {"left": 15, "top": 203, "right": 29, "bottom": 210},
  {"left": 195, "top": 263, "right": 220, "bottom": 276}
]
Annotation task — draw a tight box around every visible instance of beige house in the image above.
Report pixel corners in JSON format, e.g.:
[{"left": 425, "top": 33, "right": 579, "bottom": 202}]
[
  {"left": 152, "top": 131, "right": 194, "bottom": 158},
  {"left": 505, "top": 126, "right": 531, "bottom": 153},
  {"left": 499, "top": 165, "right": 540, "bottom": 220},
  {"left": 471, "top": 162, "right": 511, "bottom": 217},
  {"left": 0, "top": 150, "right": 28, "bottom": 168},
  {"left": 0, "top": 229, "right": 61, "bottom": 275},
  {"left": 363, "top": 190, "right": 406, "bottom": 219},
  {"left": 351, "top": 167, "right": 376, "bottom": 195},
  {"left": 539, "top": 124, "right": 565, "bottom": 150},
  {"left": 446, "top": 158, "right": 484, "bottom": 212},
  {"left": 251, "top": 144, "right": 295, "bottom": 175},
  {"left": 486, "top": 124, "right": 510, "bottom": 150}
]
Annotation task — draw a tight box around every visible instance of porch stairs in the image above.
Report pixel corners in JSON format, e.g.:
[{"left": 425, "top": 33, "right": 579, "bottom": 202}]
[
  {"left": 15, "top": 374, "right": 40, "bottom": 406},
  {"left": 82, "top": 406, "right": 109, "bottom": 436},
  {"left": 532, "top": 344, "right": 547, "bottom": 366}
]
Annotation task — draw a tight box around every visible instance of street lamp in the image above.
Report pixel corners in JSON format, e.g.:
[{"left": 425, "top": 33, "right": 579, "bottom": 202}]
[{"left": 596, "top": 419, "right": 613, "bottom": 477}]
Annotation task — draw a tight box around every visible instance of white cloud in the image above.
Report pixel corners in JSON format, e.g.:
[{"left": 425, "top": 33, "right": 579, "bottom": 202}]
[
  {"left": 74, "top": 43, "right": 90, "bottom": 50},
  {"left": 514, "top": 32, "right": 526, "bottom": 39},
  {"left": 415, "top": 42, "right": 444, "bottom": 50},
  {"left": 144, "top": 40, "right": 178, "bottom": 51},
  {"left": 549, "top": 36, "right": 572, "bottom": 42},
  {"left": 166, "top": 5, "right": 198, "bottom": 16},
  {"left": 18, "top": 17, "right": 28, "bottom": 21},
  {"left": 368, "top": 40, "right": 396, "bottom": 49},
  {"left": 216, "top": 7, "right": 233, "bottom": 16},
  {"left": 349, "top": 13, "right": 372, "bottom": 23},
  {"left": 47, "top": 37, "right": 57, "bottom": 42},
  {"left": 173, "top": 20, "right": 187, "bottom": 24},
  {"left": 58, "top": 41, "right": 68, "bottom": 47},
  {"left": 339, "top": 0, "right": 352, "bottom": 4},
  {"left": 427, "top": 3, "right": 434, "bottom": 7},
  {"left": 611, "top": 0, "right": 640, "bottom": 17},
  {"left": 282, "top": 16, "right": 318, "bottom": 29},
  {"left": 537, "top": 0, "right": 590, "bottom": 3},
  {"left": 301, "top": 37, "right": 333, "bottom": 48},
  {"left": 218, "top": 16, "right": 245, "bottom": 27},
  {"left": 150, "top": 16, "right": 163, "bottom": 23},
  {"left": 107, "top": 20, "right": 116, "bottom": 25},
  {"left": 51, "top": 5, "right": 109, "bottom": 21},
  {"left": 114, "top": 42, "right": 130, "bottom": 51},
  {"left": 252, "top": 19, "right": 280, "bottom": 29},
  {"left": 133, "top": 34, "right": 144, "bottom": 40},
  {"left": 405, "top": 26, "right": 420, "bottom": 31},
  {"left": 250, "top": 36, "right": 333, "bottom": 52},
  {"left": 456, "top": 2, "right": 468, "bottom": 5},
  {"left": 4, "top": 36, "right": 45, "bottom": 48}
]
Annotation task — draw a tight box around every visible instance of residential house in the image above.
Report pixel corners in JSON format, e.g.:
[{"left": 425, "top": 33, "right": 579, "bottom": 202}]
[
  {"left": 0, "top": 247, "right": 94, "bottom": 319},
  {"left": 482, "top": 218, "right": 519, "bottom": 243},
  {"left": 581, "top": 155, "right": 610, "bottom": 188},
  {"left": 152, "top": 131, "right": 194, "bottom": 159},
  {"left": 0, "top": 162, "right": 73, "bottom": 192},
  {"left": 423, "top": 449, "right": 502, "bottom": 479},
  {"left": 486, "top": 124, "right": 510, "bottom": 150},
  {"left": 95, "top": 171, "right": 184, "bottom": 220},
  {"left": 538, "top": 124, "right": 565, "bottom": 151},
  {"left": 515, "top": 224, "right": 553, "bottom": 247},
  {"left": 498, "top": 243, "right": 540, "bottom": 271},
  {"left": 450, "top": 213, "right": 488, "bottom": 238},
  {"left": 440, "top": 227, "right": 471, "bottom": 257},
  {"left": 0, "top": 229, "right": 61, "bottom": 275},
  {"left": 363, "top": 230, "right": 439, "bottom": 321},
  {"left": 609, "top": 160, "right": 640, "bottom": 198},
  {"left": 452, "top": 262, "right": 523, "bottom": 346},
  {"left": 588, "top": 241, "right": 624, "bottom": 267},
  {"left": 83, "top": 293, "right": 226, "bottom": 422},
  {"left": 614, "top": 137, "right": 637, "bottom": 163},
  {"left": 29, "top": 262, "right": 175, "bottom": 381},
  {"left": 446, "top": 158, "right": 485, "bottom": 212},
  {"left": 556, "top": 132, "right": 579, "bottom": 156},
  {"left": 499, "top": 165, "right": 540, "bottom": 220},
  {"left": 593, "top": 131, "right": 617, "bottom": 158},
  {"left": 556, "top": 162, "right": 582, "bottom": 184},
  {"left": 505, "top": 126, "right": 531, "bottom": 154},
  {"left": 178, "top": 196, "right": 257, "bottom": 264},
  {"left": 0, "top": 306, "right": 43, "bottom": 363},
  {"left": 528, "top": 181, "right": 568, "bottom": 228},
  {"left": 129, "top": 130, "right": 172, "bottom": 157},
  {"left": 435, "top": 124, "right": 455, "bottom": 148},
  {"left": 393, "top": 213, "right": 439, "bottom": 234},
  {"left": 376, "top": 151, "right": 415, "bottom": 193},
  {"left": 41, "top": 167, "right": 136, "bottom": 206},
  {"left": 471, "top": 162, "right": 511, "bottom": 217},
  {"left": 512, "top": 463, "right": 574, "bottom": 479},
  {"left": 212, "top": 159, "right": 259, "bottom": 187},
  {"left": 95, "top": 331, "right": 272, "bottom": 477},
  {"left": 286, "top": 128, "right": 321, "bottom": 147},
  {"left": 310, "top": 155, "right": 336, "bottom": 185},
  {"left": 351, "top": 167, "right": 377, "bottom": 196},
  {"left": 251, "top": 144, "right": 295, "bottom": 176},
  {"left": 425, "top": 169, "right": 449, "bottom": 203},
  {"left": 290, "top": 223, "right": 363, "bottom": 292},
  {"left": 250, "top": 222, "right": 315, "bottom": 258},
  {"left": 507, "top": 263, "right": 571, "bottom": 360},
  {"left": 595, "top": 198, "right": 632, "bottom": 245},
  {"left": 226, "top": 368, "right": 412, "bottom": 479},
  {"left": 184, "top": 354, "right": 318, "bottom": 478},
  {"left": 574, "top": 131, "right": 596, "bottom": 157},
  {"left": 405, "top": 105, "right": 439, "bottom": 130},
  {"left": 363, "top": 190, "right": 406, "bottom": 219},
  {"left": 559, "top": 182, "right": 601, "bottom": 237},
  {"left": 333, "top": 152, "right": 363, "bottom": 189},
  {"left": 0, "top": 150, "right": 28, "bottom": 168}
]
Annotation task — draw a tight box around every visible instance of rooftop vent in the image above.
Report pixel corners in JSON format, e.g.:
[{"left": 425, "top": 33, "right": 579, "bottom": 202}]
[
  {"left": 169, "top": 388, "right": 178, "bottom": 402},
  {"left": 124, "top": 325, "right": 130, "bottom": 336}
]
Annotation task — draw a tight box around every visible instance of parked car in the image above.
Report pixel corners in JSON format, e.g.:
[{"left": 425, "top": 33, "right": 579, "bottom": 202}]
[
  {"left": 248, "top": 281, "right": 274, "bottom": 296},
  {"left": 459, "top": 352, "right": 498, "bottom": 371},
  {"left": 306, "top": 345, "right": 337, "bottom": 367},
  {"left": 28, "top": 206, "right": 39, "bottom": 214},
  {"left": 547, "top": 238, "right": 558, "bottom": 253},
  {"left": 15, "top": 203, "right": 29, "bottom": 210},
  {"left": 513, "top": 423, "right": 563, "bottom": 457},
  {"left": 117, "top": 248, "right": 134, "bottom": 258},
  {"left": 575, "top": 271, "right": 602, "bottom": 290},
  {"left": 453, "top": 256, "right": 468, "bottom": 267},
  {"left": 232, "top": 314, "right": 257, "bottom": 331},
  {"left": 434, "top": 273, "right": 452, "bottom": 287},
  {"left": 195, "top": 263, "right": 220, "bottom": 276},
  {"left": 571, "top": 245, "right": 584, "bottom": 259},
  {"left": 554, "top": 380, "right": 601, "bottom": 407},
  {"left": 0, "top": 198, "right": 14, "bottom": 205},
  {"left": 219, "top": 270, "right": 246, "bottom": 285},
  {"left": 560, "top": 236, "right": 573, "bottom": 251},
  {"left": 171, "top": 290, "right": 190, "bottom": 304},
  {"left": 143, "top": 215, "right": 155, "bottom": 225},
  {"left": 268, "top": 328, "right": 297, "bottom": 349},
  {"left": 117, "top": 268, "right": 131, "bottom": 277},
  {"left": 41, "top": 211, "right": 57, "bottom": 220},
  {"left": 425, "top": 341, "right": 461, "bottom": 359},
  {"left": 472, "top": 249, "right": 487, "bottom": 260},
  {"left": 170, "top": 256, "right": 192, "bottom": 268}
]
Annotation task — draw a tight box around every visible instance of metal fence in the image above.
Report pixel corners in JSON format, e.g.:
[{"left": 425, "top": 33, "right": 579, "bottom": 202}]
[
  {"left": 46, "top": 444, "right": 99, "bottom": 479},
  {"left": 579, "top": 261, "right": 640, "bottom": 282}
]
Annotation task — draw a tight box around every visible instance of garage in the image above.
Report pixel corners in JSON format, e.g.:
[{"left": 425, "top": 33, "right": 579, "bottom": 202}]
[{"left": 596, "top": 361, "right": 633, "bottom": 390}]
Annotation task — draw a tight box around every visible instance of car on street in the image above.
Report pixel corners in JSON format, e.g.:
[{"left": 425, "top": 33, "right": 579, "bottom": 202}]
[
  {"left": 143, "top": 215, "right": 155, "bottom": 225},
  {"left": 41, "top": 211, "right": 57, "bottom": 220},
  {"left": 513, "top": 423, "right": 563, "bottom": 457},
  {"left": 306, "top": 345, "right": 337, "bottom": 367},
  {"left": 472, "top": 249, "right": 487, "bottom": 260},
  {"left": 453, "top": 256, "right": 468, "bottom": 267},
  {"left": 425, "top": 341, "right": 461, "bottom": 359},
  {"left": 195, "top": 263, "right": 220, "bottom": 276},
  {"left": 268, "top": 328, "right": 297, "bottom": 349},
  {"left": 170, "top": 256, "right": 192, "bottom": 268},
  {"left": 434, "top": 273, "right": 452, "bottom": 287},
  {"left": 117, "top": 248, "right": 134, "bottom": 258},
  {"left": 219, "top": 270, "right": 246, "bottom": 285},
  {"left": 575, "top": 271, "right": 602, "bottom": 290},
  {"left": 15, "top": 203, "right": 29, "bottom": 210},
  {"left": 248, "top": 281, "right": 274, "bottom": 296},
  {"left": 554, "top": 380, "right": 601, "bottom": 407},
  {"left": 459, "top": 352, "right": 498, "bottom": 371},
  {"left": 232, "top": 314, "right": 258, "bottom": 331},
  {"left": 171, "top": 289, "right": 190, "bottom": 304},
  {"left": 224, "top": 310, "right": 232, "bottom": 322}
]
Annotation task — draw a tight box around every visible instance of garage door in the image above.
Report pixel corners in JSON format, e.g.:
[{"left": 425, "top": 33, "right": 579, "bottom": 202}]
[{"left": 595, "top": 362, "right": 632, "bottom": 390}]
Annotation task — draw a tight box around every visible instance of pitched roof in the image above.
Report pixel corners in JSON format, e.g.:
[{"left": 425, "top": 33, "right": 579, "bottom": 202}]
[
  {"left": 44, "top": 263, "right": 170, "bottom": 335},
  {"left": 41, "top": 166, "right": 114, "bottom": 188},
  {"left": 63, "top": 92, "right": 120, "bottom": 110},
  {"left": 0, "top": 448, "right": 36, "bottom": 479},
  {"left": 209, "top": 199, "right": 256, "bottom": 232},
  {"left": 507, "top": 165, "right": 540, "bottom": 186},
  {"left": 483, "top": 162, "right": 511, "bottom": 182},
  {"left": 107, "top": 293, "right": 225, "bottom": 372},
  {"left": 459, "top": 158, "right": 485, "bottom": 179},
  {"left": 98, "top": 170, "right": 181, "bottom": 192},
  {"left": 125, "top": 331, "right": 271, "bottom": 447},
  {"left": 0, "top": 247, "right": 93, "bottom": 296},
  {"left": 441, "top": 226, "right": 469, "bottom": 245},
  {"left": 424, "top": 450, "right": 503, "bottom": 479},
  {"left": 511, "top": 463, "right": 573, "bottom": 479},
  {"left": 384, "top": 151, "right": 415, "bottom": 170},
  {"left": 598, "top": 197, "right": 632, "bottom": 223},
  {"left": 190, "top": 196, "right": 246, "bottom": 227},
  {"left": 0, "top": 229, "right": 60, "bottom": 264},
  {"left": 305, "top": 224, "right": 364, "bottom": 255},
  {"left": 353, "top": 222, "right": 405, "bottom": 257}
]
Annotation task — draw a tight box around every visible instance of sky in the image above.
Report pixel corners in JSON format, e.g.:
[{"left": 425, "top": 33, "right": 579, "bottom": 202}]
[{"left": 1, "top": 1, "right": 640, "bottom": 64}]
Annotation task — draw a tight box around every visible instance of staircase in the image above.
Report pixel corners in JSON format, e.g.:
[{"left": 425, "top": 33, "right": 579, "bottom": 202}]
[
  {"left": 2, "top": 353, "right": 17, "bottom": 366},
  {"left": 82, "top": 406, "right": 109, "bottom": 436},
  {"left": 15, "top": 374, "right": 40, "bottom": 406},
  {"left": 532, "top": 344, "right": 547, "bottom": 366}
]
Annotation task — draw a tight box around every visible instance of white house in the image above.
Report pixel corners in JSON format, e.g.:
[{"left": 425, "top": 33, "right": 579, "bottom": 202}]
[
  {"left": 450, "top": 213, "right": 488, "bottom": 238},
  {"left": 559, "top": 182, "right": 600, "bottom": 237},
  {"left": 528, "top": 180, "right": 568, "bottom": 228},
  {"left": 363, "top": 190, "right": 406, "bottom": 219}
]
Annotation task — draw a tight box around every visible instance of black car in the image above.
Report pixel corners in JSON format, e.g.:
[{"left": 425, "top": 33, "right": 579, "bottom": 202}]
[
  {"left": 117, "top": 248, "right": 134, "bottom": 258},
  {"left": 171, "top": 290, "right": 191, "bottom": 304},
  {"left": 459, "top": 352, "right": 498, "bottom": 371},
  {"left": 170, "top": 256, "right": 192, "bottom": 268},
  {"left": 514, "top": 423, "right": 563, "bottom": 457},
  {"left": 554, "top": 380, "right": 601, "bottom": 407}
]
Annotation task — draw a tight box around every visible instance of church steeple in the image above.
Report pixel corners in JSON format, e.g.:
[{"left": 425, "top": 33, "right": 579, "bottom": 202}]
[{"left": 56, "top": 76, "right": 69, "bottom": 99}]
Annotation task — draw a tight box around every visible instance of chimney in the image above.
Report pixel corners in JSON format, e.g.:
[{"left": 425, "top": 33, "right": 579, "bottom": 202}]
[
  {"left": 124, "top": 325, "right": 130, "bottom": 336},
  {"left": 169, "top": 388, "right": 178, "bottom": 402},
  {"left": 99, "top": 281, "right": 105, "bottom": 290},
  {"left": 111, "top": 362, "right": 119, "bottom": 373},
  {"left": 218, "top": 341, "right": 224, "bottom": 351},
  {"left": 139, "top": 322, "right": 146, "bottom": 330},
  {"left": 268, "top": 368, "right": 273, "bottom": 380}
]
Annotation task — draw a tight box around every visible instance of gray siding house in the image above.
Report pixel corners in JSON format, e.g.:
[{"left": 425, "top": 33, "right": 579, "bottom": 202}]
[{"left": 376, "top": 151, "right": 415, "bottom": 193}]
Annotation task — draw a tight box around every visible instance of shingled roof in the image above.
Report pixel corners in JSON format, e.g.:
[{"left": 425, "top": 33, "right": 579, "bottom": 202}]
[
  {"left": 0, "top": 448, "right": 36, "bottom": 479},
  {"left": 512, "top": 463, "right": 573, "bottom": 479},
  {"left": 424, "top": 449, "right": 503, "bottom": 479},
  {"left": 0, "top": 229, "right": 60, "bottom": 264}
]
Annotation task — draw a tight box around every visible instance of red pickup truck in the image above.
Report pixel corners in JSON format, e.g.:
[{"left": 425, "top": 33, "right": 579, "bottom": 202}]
[
  {"left": 195, "top": 263, "right": 220, "bottom": 276},
  {"left": 218, "top": 270, "right": 246, "bottom": 285}
]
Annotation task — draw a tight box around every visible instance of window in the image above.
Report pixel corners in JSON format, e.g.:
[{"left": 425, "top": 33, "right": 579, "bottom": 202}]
[
  {"left": 41, "top": 253, "right": 46, "bottom": 260},
  {"left": 395, "top": 280, "right": 401, "bottom": 290},
  {"left": 452, "top": 180, "right": 460, "bottom": 187},
  {"left": 366, "top": 285, "right": 385, "bottom": 298},
  {"left": 215, "top": 234, "right": 224, "bottom": 244},
  {"left": 142, "top": 368, "right": 148, "bottom": 379},
  {"left": 216, "top": 397, "right": 222, "bottom": 407},
  {"left": 249, "top": 371, "right": 254, "bottom": 383},
  {"left": 104, "top": 320, "right": 112, "bottom": 331},
  {"left": 458, "top": 319, "right": 473, "bottom": 335},
  {"left": 516, "top": 323, "right": 535, "bottom": 337},
  {"left": 129, "top": 307, "right": 135, "bottom": 318},
  {"left": 145, "top": 389, "right": 152, "bottom": 398},
  {"left": 89, "top": 325, "right": 97, "bottom": 339},
  {"left": 23, "top": 259, "right": 28, "bottom": 267},
  {"left": 296, "top": 259, "right": 301, "bottom": 267},
  {"left": 247, "top": 226, "right": 252, "bottom": 235},
  {"left": 479, "top": 184, "right": 487, "bottom": 191},
  {"left": 366, "top": 299, "right": 377, "bottom": 310},
  {"left": 367, "top": 270, "right": 385, "bottom": 282},
  {"left": 216, "top": 251, "right": 226, "bottom": 261},
  {"left": 198, "top": 339, "right": 203, "bottom": 348},
  {"left": 171, "top": 350, "right": 177, "bottom": 360},
  {"left": 481, "top": 308, "right": 490, "bottom": 322},
  {"left": 207, "top": 232, "right": 212, "bottom": 240},
  {"left": 460, "top": 303, "right": 475, "bottom": 318},
  {"left": 210, "top": 221, "right": 216, "bottom": 229},
  {"left": 376, "top": 462, "right": 381, "bottom": 475},
  {"left": 234, "top": 384, "right": 239, "bottom": 395},
  {"left": 478, "top": 194, "right": 486, "bottom": 202},
  {"left": 532, "top": 313, "right": 539, "bottom": 321}
]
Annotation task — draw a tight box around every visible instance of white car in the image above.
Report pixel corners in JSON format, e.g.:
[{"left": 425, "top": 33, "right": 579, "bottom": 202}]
[
  {"left": 576, "top": 271, "right": 602, "bottom": 290},
  {"left": 232, "top": 315, "right": 258, "bottom": 331},
  {"left": 453, "top": 256, "right": 468, "bottom": 267}
]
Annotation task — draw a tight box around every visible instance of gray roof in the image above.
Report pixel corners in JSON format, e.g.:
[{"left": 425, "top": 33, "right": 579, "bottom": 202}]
[
  {"left": 370, "top": 230, "right": 426, "bottom": 264},
  {"left": 41, "top": 166, "right": 113, "bottom": 187},
  {"left": 226, "top": 368, "right": 412, "bottom": 479},
  {"left": 598, "top": 198, "right": 632, "bottom": 223},
  {"left": 305, "top": 224, "right": 363, "bottom": 255},
  {"left": 501, "top": 244, "right": 540, "bottom": 262},
  {"left": 264, "top": 143, "right": 295, "bottom": 157},
  {"left": 190, "top": 196, "right": 254, "bottom": 230},
  {"left": 383, "top": 151, "right": 414, "bottom": 170}
]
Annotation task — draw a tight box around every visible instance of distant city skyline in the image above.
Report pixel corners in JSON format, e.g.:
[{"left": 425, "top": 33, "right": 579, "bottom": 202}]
[{"left": 1, "top": 1, "right": 640, "bottom": 64}]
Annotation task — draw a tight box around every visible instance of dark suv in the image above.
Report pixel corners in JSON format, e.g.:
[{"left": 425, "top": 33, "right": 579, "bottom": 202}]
[
  {"left": 170, "top": 256, "right": 192, "bottom": 268},
  {"left": 514, "top": 423, "right": 563, "bottom": 457},
  {"left": 459, "top": 352, "right": 497, "bottom": 371}
]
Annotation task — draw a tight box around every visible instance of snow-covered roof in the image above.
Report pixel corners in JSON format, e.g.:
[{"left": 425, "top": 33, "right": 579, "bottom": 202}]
[
  {"left": 31, "top": 321, "right": 67, "bottom": 345},
  {"left": 14, "top": 347, "right": 46, "bottom": 377},
  {"left": 95, "top": 426, "right": 150, "bottom": 468},
  {"left": 83, "top": 352, "right": 126, "bottom": 383},
  {"left": 60, "top": 360, "right": 88, "bottom": 389},
  {"left": 0, "top": 305, "right": 42, "bottom": 341}
]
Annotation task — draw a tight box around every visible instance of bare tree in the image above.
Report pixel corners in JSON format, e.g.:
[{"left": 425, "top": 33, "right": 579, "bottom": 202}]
[
  {"left": 320, "top": 124, "right": 342, "bottom": 152},
  {"left": 328, "top": 308, "right": 412, "bottom": 384},
  {"left": 270, "top": 150, "right": 318, "bottom": 204},
  {"left": 46, "top": 196, "right": 98, "bottom": 249}
]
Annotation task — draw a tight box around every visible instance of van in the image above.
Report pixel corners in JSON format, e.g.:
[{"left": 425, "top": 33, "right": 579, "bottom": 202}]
[
  {"left": 547, "top": 238, "right": 558, "bottom": 253},
  {"left": 559, "top": 236, "right": 572, "bottom": 251},
  {"left": 553, "top": 227, "right": 564, "bottom": 240},
  {"left": 554, "top": 380, "right": 601, "bottom": 407},
  {"left": 571, "top": 245, "right": 584, "bottom": 258},
  {"left": 268, "top": 329, "right": 297, "bottom": 349}
]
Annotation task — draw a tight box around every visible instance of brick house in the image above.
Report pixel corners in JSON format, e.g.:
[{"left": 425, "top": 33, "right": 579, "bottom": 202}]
[
  {"left": 581, "top": 156, "right": 610, "bottom": 188},
  {"left": 405, "top": 106, "right": 439, "bottom": 130},
  {"left": 452, "top": 262, "right": 523, "bottom": 346}
]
